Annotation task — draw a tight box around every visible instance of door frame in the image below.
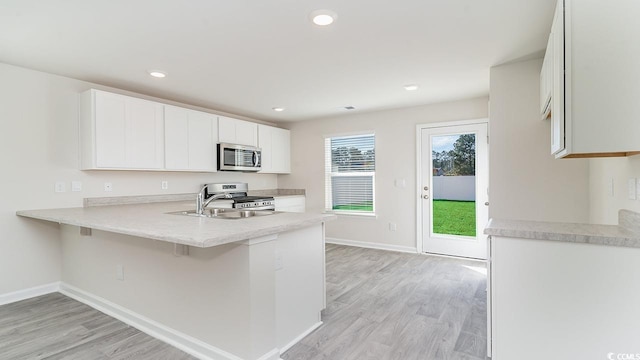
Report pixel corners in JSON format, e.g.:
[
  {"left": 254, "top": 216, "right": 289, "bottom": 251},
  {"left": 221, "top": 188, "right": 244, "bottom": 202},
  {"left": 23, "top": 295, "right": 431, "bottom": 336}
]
[{"left": 415, "top": 118, "right": 489, "bottom": 254}]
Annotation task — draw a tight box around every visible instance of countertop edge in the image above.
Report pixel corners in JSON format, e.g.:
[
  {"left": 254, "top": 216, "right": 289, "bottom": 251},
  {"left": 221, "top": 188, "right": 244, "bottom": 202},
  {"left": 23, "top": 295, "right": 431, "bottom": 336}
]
[
  {"left": 484, "top": 217, "right": 640, "bottom": 249},
  {"left": 16, "top": 207, "right": 335, "bottom": 248}
]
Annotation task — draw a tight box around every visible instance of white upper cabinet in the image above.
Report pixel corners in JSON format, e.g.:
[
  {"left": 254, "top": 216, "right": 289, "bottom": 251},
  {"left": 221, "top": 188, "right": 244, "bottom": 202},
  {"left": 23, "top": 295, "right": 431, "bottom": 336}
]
[
  {"left": 218, "top": 116, "right": 258, "bottom": 147},
  {"left": 80, "top": 89, "right": 164, "bottom": 170},
  {"left": 544, "top": 0, "right": 640, "bottom": 158},
  {"left": 258, "top": 125, "right": 291, "bottom": 174},
  {"left": 164, "top": 105, "right": 218, "bottom": 172}
]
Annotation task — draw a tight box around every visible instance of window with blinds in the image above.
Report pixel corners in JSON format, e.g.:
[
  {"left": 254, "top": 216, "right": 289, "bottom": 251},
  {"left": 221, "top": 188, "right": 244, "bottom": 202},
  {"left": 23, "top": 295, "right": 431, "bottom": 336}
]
[{"left": 324, "top": 134, "right": 375, "bottom": 214}]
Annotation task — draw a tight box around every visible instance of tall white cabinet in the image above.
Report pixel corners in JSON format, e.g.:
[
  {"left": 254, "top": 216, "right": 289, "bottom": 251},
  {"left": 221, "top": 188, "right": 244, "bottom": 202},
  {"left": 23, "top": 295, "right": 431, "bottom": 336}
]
[
  {"left": 80, "top": 89, "right": 164, "bottom": 170},
  {"left": 164, "top": 105, "right": 218, "bottom": 172},
  {"left": 542, "top": 0, "right": 640, "bottom": 158},
  {"left": 258, "top": 125, "right": 291, "bottom": 174}
]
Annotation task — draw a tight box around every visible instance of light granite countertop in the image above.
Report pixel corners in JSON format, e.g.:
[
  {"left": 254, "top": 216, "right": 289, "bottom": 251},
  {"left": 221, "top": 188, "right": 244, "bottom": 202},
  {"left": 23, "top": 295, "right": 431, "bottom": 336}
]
[
  {"left": 485, "top": 210, "right": 640, "bottom": 249},
  {"left": 17, "top": 201, "right": 334, "bottom": 248}
]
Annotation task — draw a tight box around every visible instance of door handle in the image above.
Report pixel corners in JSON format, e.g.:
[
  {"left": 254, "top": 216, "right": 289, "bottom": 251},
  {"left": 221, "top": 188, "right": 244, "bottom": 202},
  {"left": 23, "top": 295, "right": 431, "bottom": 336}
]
[
  {"left": 423, "top": 195, "right": 429, "bottom": 199},
  {"left": 484, "top": 202, "right": 489, "bottom": 206}
]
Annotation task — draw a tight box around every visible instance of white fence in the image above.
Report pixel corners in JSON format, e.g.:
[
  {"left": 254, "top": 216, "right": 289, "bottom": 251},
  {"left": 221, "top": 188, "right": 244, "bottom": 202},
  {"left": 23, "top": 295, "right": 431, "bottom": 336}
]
[{"left": 432, "top": 176, "right": 475, "bottom": 201}]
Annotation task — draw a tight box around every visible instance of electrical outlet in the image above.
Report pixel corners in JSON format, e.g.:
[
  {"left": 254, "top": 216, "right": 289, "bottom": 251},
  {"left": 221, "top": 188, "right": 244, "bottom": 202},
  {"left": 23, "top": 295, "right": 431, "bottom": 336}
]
[
  {"left": 104, "top": 182, "right": 113, "bottom": 192},
  {"left": 55, "top": 181, "right": 66, "bottom": 193},
  {"left": 161, "top": 181, "right": 169, "bottom": 190},
  {"left": 389, "top": 222, "right": 397, "bottom": 231},
  {"left": 116, "top": 264, "right": 124, "bottom": 281}
]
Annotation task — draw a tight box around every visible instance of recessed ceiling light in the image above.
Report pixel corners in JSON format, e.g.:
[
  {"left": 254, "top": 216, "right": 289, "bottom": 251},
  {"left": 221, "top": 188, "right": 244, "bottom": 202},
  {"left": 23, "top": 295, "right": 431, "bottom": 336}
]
[
  {"left": 310, "top": 10, "right": 337, "bottom": 26},
  {"left": 272, "top": 107, "right": 285, "bottom": 112},
  {"left": 404, "top": 84, "right": 419, "bottom": 91},
  {"left": 148, "top": 70, "right": 166, "bottom": 78}
]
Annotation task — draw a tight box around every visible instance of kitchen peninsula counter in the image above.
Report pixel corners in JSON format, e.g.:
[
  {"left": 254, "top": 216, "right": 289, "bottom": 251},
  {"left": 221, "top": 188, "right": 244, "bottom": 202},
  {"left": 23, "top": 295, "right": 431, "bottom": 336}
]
[
  {"left": 17, "top": 201, "right": 334, "bottom": 248},
  {"left": 17, "top": 199, "right": 333, "bottom": 360}
]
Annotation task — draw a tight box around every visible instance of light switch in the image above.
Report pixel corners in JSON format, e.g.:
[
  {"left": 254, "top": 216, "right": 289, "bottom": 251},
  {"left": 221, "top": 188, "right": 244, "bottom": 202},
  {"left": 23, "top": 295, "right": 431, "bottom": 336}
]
[
  {"left": 629, "top": 178, "right": 637, "bottom": 200},
  {"left": 394, "top": 179, "right": 406, "bottom": 188},
  {"left": 71, "top": 181, "right": 82, "bottom": 192},
  {"left": 55, "top": 181, "right": 66, "bottom": 193}
]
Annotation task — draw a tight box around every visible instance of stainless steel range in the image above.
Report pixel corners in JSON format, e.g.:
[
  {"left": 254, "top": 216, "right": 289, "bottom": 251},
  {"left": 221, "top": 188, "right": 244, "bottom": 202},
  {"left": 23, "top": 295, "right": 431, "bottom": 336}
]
[{"left": 203, "top": 182, "right": 275, "bottom": 210}]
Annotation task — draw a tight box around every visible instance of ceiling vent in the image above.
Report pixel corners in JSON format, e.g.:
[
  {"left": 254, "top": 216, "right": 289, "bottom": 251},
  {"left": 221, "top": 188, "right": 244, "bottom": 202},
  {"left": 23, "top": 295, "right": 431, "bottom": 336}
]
[{"left": 344, "top": 106, "right": 356, "bottom": 110}]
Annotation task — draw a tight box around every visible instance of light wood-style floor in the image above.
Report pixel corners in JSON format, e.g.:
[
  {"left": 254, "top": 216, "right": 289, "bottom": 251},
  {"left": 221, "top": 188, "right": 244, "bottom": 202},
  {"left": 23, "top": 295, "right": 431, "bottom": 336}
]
[
  {"left": 282, "top": 244, "right": 488, "bottom": 360},
  {"left": 0, "top": 293, "right": 197, "bottom": 360},
  {"left": 0, "top": 244, "right": 487, "bottom": 360}
]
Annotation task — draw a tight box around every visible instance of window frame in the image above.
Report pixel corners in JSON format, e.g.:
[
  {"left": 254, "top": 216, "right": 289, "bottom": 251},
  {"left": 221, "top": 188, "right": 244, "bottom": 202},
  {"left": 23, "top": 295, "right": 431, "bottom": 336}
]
[{"left": 324, "top": 133, "right": 376, "bottom": 217}]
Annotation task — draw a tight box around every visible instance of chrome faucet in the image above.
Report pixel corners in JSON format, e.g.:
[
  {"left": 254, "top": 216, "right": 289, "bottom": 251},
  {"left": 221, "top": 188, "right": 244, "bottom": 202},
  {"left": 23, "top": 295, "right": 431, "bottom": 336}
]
[{"left": 196, "top": 184, "right": 232, "bottom": 215}]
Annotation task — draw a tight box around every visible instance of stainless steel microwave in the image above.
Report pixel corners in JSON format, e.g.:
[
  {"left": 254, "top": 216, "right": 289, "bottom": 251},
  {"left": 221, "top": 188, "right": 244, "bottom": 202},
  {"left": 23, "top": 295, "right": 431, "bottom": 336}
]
[{"left": 217, "top": 143, "right": 262, "bottom": 172}]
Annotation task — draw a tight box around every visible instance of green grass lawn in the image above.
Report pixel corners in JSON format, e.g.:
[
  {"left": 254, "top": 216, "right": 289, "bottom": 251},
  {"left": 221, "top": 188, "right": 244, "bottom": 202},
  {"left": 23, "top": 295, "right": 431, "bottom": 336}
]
[
  {"left": 333, "top": 203, "right": 373, "bottom": 212},
  {"left": 432, "top": 200, "right": 476, "bottom": 236}
]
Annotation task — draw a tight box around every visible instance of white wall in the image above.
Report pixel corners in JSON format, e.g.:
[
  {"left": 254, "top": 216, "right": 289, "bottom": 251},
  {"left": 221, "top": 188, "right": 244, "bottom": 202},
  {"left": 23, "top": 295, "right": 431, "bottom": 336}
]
[
  {"left": 489, "top": 59, "right": 590, "bottom": 223},
  {"left": 0, "top": 62, "right": 277, "bottom": 296},
  {"left": 589, "top": 155, "right": 640, "bottom": 225},
  {"left": 278, "top": 97, "right": 489, "bottom": 250}
]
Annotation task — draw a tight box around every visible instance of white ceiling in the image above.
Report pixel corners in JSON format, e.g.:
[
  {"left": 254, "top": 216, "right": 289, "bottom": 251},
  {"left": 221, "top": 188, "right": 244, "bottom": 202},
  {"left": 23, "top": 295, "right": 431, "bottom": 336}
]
[{"left": 0, "top": 0, "right": 555, "bottom": 122}]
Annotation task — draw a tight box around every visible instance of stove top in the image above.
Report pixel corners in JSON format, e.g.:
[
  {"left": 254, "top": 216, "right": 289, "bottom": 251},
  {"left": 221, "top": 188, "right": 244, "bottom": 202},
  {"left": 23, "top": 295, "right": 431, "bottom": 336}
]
[{"left": 202, "top": 182, "right": 275, "bottom": 210}]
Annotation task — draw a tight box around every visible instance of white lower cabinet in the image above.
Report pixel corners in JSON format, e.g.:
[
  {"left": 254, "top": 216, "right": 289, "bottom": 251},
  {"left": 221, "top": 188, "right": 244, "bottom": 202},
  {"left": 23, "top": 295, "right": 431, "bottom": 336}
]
[
  {"left": 80, "top": 89, "right": 164, "bottom": 170},
  {"left": 274, "top": 196, "right": 305, "bottom": 213},
  {"left": 258, "top": 125, "right": 291, "bottom": 174},
  {"left": 490, "top": 236, "right": 640, "bottom": 359},
  {"left": 164, "top": 105, "right": 218, "bottom": 172}
]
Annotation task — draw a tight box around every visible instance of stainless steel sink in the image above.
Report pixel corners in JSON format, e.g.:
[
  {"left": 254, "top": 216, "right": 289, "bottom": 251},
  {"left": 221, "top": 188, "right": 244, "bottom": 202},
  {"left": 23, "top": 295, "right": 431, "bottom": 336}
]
[{"left": 169, "top": 208, "right": 277, "bottom": 219}]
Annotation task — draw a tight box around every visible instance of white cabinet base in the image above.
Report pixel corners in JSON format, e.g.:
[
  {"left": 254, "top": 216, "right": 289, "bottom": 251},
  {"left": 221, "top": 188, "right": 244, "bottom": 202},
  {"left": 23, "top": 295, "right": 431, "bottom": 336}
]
[{"left": 491, "top": 236, "right": 640, "bottom": 359}]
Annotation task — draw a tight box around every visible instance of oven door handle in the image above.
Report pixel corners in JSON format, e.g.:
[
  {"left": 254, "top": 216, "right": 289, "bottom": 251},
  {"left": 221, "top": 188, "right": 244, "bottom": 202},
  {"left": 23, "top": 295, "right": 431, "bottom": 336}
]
[{"left": 247, "top": 205, "right": 276, "bottom": 211}]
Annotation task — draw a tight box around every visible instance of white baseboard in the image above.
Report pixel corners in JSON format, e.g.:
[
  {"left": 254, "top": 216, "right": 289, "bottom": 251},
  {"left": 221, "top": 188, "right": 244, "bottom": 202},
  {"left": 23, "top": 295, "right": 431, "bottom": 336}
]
[
  {"left": 59, "top": 283, "right": 244, "bottom": 360},
  {"left": 279, "top": 321, "right": 323, "bottom": 355},
  {"left": 0, "top": 282, "right": 60, "bottom": 306},
  {"left": 256, "top": 348, "right": 280, "bottom": 360},
  {"left": 326, "top": 237, "right": 418, "bottom": 254}
]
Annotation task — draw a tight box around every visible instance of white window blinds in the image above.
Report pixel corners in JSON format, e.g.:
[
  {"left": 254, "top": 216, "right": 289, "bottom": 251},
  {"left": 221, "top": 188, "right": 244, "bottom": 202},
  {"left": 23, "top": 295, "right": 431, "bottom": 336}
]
[{"left": 324, "top": 134, "right": 375, "bottom": 213}]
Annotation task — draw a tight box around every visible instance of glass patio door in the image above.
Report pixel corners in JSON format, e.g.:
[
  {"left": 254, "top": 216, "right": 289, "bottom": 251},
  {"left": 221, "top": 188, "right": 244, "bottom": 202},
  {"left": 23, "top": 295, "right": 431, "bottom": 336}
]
[{"left": 420, "top": 122, "right": 488, "bottom": 259}]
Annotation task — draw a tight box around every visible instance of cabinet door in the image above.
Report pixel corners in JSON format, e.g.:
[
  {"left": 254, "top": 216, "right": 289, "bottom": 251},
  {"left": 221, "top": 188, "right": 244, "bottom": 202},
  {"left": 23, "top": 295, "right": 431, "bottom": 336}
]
[
  {"left": 235, "top": 119, "right": 258, "bottom": 146},
  {"left": 540, "top": 35, "right": 553, "bottom": 119},
  {"left": 95, "top": 91, "right": 127, "bottom": 168},
  {"left": 218, "top": 116, "right": 258, "bottom": 146},
  {"left": 550, "top": 0, "right": 565, "bottom": 155},
  {"left": 125, "top": 97, "right": 164, "bottom": 169},
  {"left": 187, "top": 111, "right": 217, "bottom": 171},
  {"left": 258, "top": 125, "right": 273, "bottom": 172},
  {"left": 165, "top": 105, "right": 217, "bottom": 171},
  {"left": 271, "top": 127, "right": 291, "bottom": 173},
  {"left": 218, "top": 116, "right": 237, "bottom": 144},
  {"left": 94, "top": 91, "right": 163, "bottom": 169},
  {"left": 164, "top": 106, "right": 191, "bottom": 169}
]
